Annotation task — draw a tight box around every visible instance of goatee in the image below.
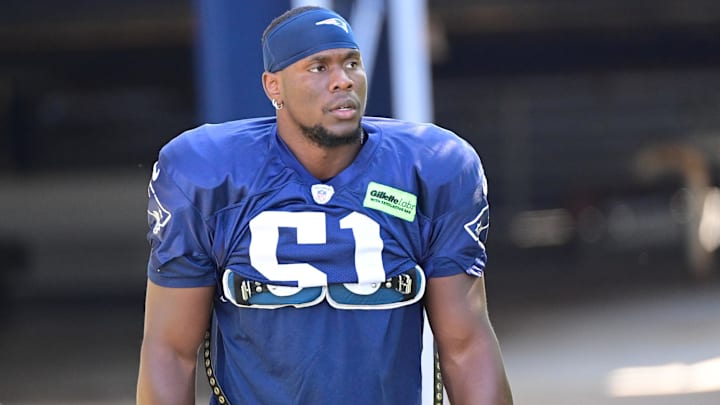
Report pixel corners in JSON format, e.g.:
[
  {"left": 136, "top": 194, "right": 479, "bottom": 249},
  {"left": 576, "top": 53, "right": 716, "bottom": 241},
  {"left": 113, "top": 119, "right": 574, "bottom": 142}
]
[{"left": 300, "top": 124, "right": 364, "bottom": 148}]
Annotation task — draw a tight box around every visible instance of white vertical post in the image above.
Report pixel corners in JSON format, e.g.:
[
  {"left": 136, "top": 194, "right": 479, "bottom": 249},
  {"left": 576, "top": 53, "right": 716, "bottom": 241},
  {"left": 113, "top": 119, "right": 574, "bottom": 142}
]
[
  {"left": 349, "top": 0, "right": 385, "bottom": 83},
  {"left": 387, "top": 0, "right": 434, "bottom": 123}
]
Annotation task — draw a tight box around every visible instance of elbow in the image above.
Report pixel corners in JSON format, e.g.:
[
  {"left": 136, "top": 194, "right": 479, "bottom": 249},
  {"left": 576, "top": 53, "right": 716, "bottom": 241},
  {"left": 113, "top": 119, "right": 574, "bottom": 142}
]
[{"left": 436, "top": 328, "right": 513, "bottom": 404}]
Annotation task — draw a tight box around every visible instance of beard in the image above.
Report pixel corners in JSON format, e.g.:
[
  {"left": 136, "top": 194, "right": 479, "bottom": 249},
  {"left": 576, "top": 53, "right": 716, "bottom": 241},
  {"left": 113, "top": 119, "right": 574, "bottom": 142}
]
[{"left": 299, "top": 123, "right": 363, "bottom": 148}]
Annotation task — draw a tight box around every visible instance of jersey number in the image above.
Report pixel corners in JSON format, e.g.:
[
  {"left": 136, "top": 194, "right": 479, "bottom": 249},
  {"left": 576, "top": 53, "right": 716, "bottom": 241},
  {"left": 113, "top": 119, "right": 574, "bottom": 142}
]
[{"left": 248, "top": 211, "right": 385, "bottom": 287}]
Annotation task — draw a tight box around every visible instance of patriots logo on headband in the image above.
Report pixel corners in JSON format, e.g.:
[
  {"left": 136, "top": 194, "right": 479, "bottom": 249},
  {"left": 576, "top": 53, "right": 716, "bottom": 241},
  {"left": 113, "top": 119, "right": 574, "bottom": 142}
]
[{"left": 315, "top": 17, "right": 349, "bottom": 33}]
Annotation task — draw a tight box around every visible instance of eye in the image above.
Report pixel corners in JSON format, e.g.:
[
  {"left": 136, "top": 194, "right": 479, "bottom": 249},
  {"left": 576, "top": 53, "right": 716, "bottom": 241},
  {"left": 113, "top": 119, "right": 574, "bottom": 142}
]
[
  {"left": 309, "top": 64, "right": 327, "bottom": 73},
  {"left": 346, "top": 60, "right": 360, "bottom": 69}
]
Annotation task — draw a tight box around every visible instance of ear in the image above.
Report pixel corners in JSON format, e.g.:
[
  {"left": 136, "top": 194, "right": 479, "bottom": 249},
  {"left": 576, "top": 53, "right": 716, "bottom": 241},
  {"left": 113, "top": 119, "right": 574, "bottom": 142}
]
[{"left": 262, "top": 72, "right": 282, "bottom": 102}]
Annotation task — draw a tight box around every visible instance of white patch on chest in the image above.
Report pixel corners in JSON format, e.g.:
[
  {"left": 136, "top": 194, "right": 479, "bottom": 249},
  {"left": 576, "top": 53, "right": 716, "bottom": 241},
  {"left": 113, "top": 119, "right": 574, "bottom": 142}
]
[{"left": 311, "top": 184, "right": 335, "bottom": 205}]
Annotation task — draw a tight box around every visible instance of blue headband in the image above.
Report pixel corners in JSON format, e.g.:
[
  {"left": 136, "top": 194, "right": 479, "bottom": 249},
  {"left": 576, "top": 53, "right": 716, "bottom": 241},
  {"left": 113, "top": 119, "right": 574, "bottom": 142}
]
[{"left": 263, "top": 8, "right": 359, "bottom": 73}]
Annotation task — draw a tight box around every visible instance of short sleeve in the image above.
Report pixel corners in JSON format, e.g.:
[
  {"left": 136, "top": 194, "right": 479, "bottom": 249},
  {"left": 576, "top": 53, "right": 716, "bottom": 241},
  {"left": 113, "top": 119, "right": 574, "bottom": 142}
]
[
  {"left": 421, "top": 146, "right": 489, "bottom": 279},
  {"left": 146, "top": 158, "right": 217, "bottom": 287}
]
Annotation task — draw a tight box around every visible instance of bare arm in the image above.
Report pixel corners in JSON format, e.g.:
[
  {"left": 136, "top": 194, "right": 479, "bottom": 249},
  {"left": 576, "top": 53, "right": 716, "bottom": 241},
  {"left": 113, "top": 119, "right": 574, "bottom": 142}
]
[
  {"left": 137, "top": 280, "right": 215, "bottom": 405},
  {"left": 425, "top": 273, "right": 512, "bottom": 405}
]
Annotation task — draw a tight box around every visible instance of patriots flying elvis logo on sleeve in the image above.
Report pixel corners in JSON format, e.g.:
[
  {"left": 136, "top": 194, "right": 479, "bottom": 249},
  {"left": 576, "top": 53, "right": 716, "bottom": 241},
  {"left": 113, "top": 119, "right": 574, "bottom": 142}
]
[
  {"left": 464, "top": 205, "right": 489, "bottom": 249},
  {"left": 147, "top": 162, "right": 172, "bottom": 235}
]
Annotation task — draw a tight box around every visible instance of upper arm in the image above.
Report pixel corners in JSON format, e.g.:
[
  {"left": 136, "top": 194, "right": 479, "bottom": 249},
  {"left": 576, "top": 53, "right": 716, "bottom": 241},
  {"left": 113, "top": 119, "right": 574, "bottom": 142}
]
[
  {"left": 425, "top": 273, "right": 491, "bottom": 350},
  {"left": 141, "top": 280, "right": 215, "bottom": 357}
]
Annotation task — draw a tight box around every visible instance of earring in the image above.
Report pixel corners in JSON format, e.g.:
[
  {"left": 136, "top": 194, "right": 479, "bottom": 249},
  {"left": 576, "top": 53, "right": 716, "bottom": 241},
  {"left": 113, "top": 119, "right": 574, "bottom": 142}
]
[{"left": 271, "top": 99, "right": 284, "bottom": 110}]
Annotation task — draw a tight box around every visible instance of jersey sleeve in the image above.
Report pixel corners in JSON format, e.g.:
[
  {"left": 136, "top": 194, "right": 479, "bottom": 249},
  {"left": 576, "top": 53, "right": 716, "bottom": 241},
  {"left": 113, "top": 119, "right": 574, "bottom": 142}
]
[
  {"left": 146, "top": 157, "right": 217, "bottom": 288},
  {"left": 421, "top": 139, "right": 490, "bottom": 279}
]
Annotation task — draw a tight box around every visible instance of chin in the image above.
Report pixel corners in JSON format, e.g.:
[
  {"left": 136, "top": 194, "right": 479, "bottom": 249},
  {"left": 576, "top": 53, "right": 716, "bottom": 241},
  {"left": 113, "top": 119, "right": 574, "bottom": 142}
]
[
  {"left": 301, "top": 122, "right": 362, "bottom": 148},
  {"left": 332, "top": 121, "right": 362, "bottom": 135}
]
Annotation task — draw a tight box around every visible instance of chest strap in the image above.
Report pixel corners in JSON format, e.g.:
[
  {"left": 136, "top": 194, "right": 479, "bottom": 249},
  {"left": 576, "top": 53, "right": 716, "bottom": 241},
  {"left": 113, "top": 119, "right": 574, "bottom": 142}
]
[{"left": 222, "top": 266, "right": 425, "bottom": 310}]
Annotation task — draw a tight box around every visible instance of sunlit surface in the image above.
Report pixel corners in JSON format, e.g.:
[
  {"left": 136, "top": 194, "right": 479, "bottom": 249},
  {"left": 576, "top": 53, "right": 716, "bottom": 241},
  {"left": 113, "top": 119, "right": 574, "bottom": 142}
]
[
  {"left": 607, "top": 356, "right": 720, "bottom": 397},
  {"left": 509, "top": 208, "right": 574, "bottom": 247},
  {"left": 699, "top": 188, "right": 720, "bottom": 252}
]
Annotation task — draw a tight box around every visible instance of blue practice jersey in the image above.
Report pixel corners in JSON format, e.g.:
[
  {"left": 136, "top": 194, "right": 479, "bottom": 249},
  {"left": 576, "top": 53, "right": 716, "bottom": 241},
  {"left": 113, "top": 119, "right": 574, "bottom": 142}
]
[{"left": 146, "top": 116, "right": 490, "bottom": 404}]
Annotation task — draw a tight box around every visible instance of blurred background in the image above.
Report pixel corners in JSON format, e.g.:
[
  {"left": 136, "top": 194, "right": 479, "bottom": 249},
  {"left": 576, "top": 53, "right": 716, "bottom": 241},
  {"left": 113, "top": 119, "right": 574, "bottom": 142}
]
[{"left": 1, "top": 0, "right": 720, "bottom": 404}]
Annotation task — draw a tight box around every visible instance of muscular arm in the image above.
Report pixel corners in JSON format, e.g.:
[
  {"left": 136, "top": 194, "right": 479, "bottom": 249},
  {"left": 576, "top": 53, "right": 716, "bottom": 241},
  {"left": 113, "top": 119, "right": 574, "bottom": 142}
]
[
  {"left": 425, "top": 273, "right": 512, "bottom": 405},
  {"left": 137, "top": 280, "right": 215, "bottom": 405}
]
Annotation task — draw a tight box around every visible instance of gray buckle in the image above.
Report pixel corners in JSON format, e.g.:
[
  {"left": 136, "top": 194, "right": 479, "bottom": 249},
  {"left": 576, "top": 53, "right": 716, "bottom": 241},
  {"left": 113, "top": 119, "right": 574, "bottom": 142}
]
[
  {"left": 237, "top": 279, "right": 268, "bottom": 304},
  {"left": 240, "top": 280, "right": 253, "bottom": 302},
  {"left": 395, "top": 273, "right": 413, "bottom": 295},
  {"left": 384, "top": 270, "right": 416, "bottom": 299}
]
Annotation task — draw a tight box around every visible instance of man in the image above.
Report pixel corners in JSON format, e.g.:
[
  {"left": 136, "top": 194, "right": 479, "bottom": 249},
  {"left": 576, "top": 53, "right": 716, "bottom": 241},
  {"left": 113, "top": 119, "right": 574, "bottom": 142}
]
[{"left": 137, "top": 6, "right": 512, "bottom": 405}]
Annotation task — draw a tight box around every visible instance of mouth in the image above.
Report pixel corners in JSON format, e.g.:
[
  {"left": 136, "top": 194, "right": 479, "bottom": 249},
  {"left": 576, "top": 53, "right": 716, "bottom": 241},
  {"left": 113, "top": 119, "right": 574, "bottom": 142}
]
[{"left": 328, "top": 99, "right": 359, "bottom": 119}]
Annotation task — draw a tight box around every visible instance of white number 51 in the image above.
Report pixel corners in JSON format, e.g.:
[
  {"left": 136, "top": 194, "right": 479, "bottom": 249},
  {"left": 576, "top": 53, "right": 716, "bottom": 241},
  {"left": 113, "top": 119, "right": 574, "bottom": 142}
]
[{"left": 248, "top": 211, "right": 386, "bottom": 287}]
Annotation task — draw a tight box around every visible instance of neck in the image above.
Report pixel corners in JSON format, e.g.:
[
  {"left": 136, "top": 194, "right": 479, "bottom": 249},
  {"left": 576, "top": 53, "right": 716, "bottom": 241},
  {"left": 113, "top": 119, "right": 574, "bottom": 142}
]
[
  {"left": 277, "top": 122, "right": 364, "bottom": 181},
  {"left": 305, "top": 146, "right": 360, "bottom": 181}
]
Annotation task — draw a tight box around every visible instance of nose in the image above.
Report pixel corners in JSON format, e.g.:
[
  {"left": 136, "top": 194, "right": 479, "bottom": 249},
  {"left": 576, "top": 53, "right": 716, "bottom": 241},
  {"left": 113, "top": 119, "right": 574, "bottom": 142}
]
[{"left": 329, "top": 65, "right": 353, "bottom": 92}]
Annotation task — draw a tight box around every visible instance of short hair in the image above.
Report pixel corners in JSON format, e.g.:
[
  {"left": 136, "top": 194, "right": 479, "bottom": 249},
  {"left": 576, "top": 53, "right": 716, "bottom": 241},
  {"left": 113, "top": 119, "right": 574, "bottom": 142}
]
[{"left": 262, "top": 6, "right": 324, "bottom": 46}]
